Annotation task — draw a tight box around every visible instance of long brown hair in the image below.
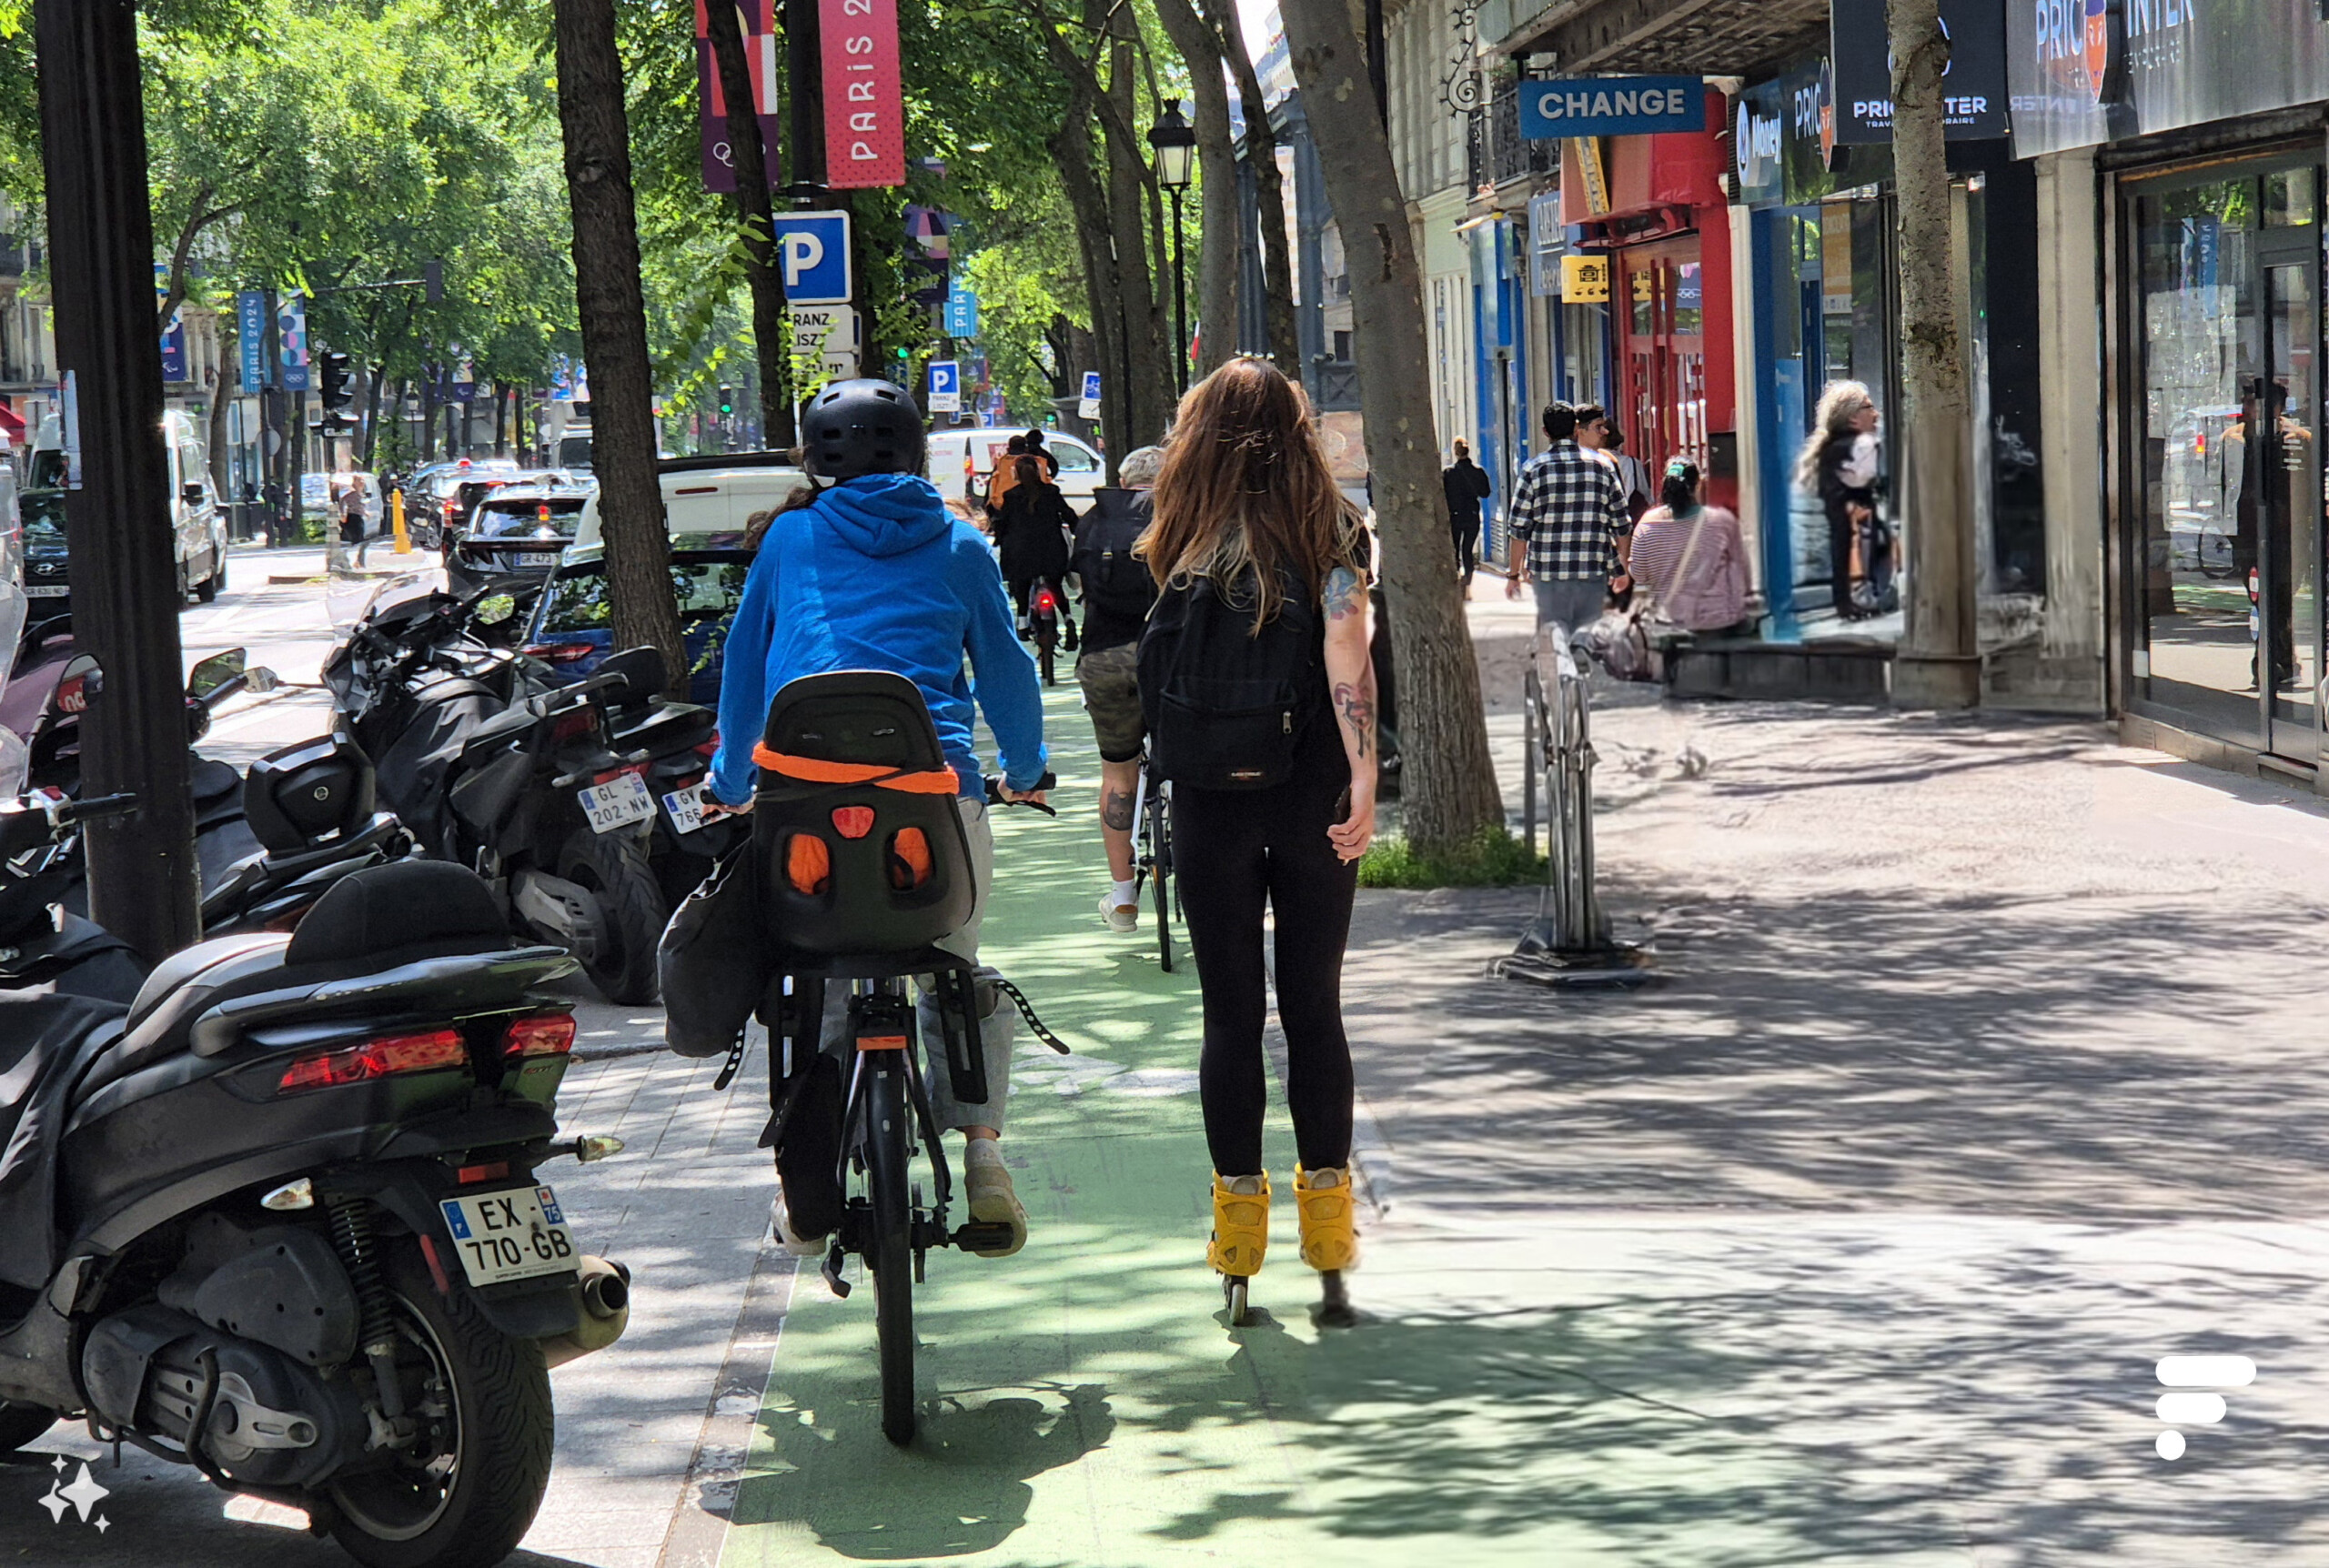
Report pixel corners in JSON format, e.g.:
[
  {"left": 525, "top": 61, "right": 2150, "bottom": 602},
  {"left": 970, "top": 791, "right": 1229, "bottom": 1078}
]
[{"left": 1141, "top": 357, "right": 1363, "bottom": 628}]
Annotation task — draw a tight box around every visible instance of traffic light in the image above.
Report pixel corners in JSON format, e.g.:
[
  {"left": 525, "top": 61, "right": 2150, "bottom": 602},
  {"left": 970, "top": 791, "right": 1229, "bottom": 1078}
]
[
  {"left": 717, "top": 385, "right": 734, "bottom": 417},
  {"left": 318, "top": 350, "right": 353, "bottom": 412}
]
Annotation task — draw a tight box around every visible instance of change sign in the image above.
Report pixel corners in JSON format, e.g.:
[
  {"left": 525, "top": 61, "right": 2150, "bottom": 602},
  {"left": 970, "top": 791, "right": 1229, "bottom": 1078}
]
[{"left": 1517, "top": 75, "right": 1705, "bottom": 140}]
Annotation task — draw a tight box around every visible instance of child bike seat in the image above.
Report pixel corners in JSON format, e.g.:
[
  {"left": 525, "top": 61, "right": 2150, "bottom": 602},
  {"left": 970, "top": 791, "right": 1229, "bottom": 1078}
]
[{"left": 751, "top": 671, "right": 975, "bottom": 960}]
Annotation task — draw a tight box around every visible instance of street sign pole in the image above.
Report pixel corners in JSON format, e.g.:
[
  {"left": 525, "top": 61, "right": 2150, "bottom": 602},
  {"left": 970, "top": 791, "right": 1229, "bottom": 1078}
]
[{"left": 33, "top": 0, "right": 201, "bottom": 960}]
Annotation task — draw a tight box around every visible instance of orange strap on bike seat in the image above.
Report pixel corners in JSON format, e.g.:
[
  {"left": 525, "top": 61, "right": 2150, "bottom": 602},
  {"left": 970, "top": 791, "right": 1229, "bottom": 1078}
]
[
  {"left": 856, "top": 1034, "right": 910, "bottom": 1052},
  {"left": 751, "top": 744, "right": 960, "bottom": 795}
]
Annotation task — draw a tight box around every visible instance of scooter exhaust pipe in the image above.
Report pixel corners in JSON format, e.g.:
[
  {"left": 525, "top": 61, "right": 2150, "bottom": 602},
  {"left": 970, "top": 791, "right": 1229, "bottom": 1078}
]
[{"left": 541, "top": 1255, "right": 630, "bottom": 1369}]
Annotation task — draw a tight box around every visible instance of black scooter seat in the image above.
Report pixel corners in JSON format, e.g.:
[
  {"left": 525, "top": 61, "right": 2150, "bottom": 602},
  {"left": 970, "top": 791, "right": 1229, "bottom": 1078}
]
[{"left": 81, "top": 862, "right": 539, "bottom": 1103}]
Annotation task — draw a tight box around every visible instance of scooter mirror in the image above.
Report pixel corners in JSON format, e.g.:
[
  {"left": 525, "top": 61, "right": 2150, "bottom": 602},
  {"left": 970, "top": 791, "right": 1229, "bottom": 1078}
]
[
  {"left": 245, "top": 666, "right": 282, "bottom": 695},
  {"left": 473, "top": 593, "right": 517, "bottom": 627},
  {"left": 187, "top": 648, "right": 247, "bottom": 699}
]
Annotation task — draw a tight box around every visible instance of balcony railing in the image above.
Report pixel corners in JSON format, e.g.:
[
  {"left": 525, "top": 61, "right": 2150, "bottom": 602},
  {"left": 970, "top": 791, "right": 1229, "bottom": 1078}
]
[{"left": 1489, "top": 84, "right": 1552, "bottom": 186}]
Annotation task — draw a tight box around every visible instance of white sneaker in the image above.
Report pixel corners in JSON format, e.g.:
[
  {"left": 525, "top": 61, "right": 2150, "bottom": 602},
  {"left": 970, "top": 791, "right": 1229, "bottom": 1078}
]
[
  {"left": 771, "top": 1191, "right": 827, "bottom": 1258},
  {"left": 1099, "top": 890, "right": 1138, "bottom": 933}
]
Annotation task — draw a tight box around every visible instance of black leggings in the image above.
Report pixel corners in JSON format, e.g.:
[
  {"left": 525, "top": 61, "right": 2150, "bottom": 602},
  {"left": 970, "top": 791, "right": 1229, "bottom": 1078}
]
[{"left": 1173, "top": 753, "right": 1358, "bottom": 1175}]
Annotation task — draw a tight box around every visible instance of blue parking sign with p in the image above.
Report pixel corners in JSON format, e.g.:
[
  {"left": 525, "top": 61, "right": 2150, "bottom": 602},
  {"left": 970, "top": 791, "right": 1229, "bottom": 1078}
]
[
  {"left": 929, "top": 361, "right": 960, "bottom": 397},
  {"left": 773, "top": 211, "right": 852, "bottom": 306}
]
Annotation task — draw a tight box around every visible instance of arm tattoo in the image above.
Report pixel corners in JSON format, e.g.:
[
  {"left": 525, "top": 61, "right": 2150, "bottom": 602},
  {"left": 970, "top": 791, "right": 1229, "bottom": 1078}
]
[
  {"left": 1324, "top": 565, "right": 1364, "bottom": 620},
  {"left": 1102, "top": 789, "right": 1135, "bottom": 831},
  {"left": 1333, "top": 680, "right": 1375, "bottom": 760}
]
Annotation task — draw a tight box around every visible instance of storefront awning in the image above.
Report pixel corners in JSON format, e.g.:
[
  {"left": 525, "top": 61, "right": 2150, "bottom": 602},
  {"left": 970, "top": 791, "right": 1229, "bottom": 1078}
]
[
  {"left": 1497, "top": 0, "right": 1828, "bottom": 78},
  {"left": 0, "top": 403, "right": 24, "bottom": 441}
]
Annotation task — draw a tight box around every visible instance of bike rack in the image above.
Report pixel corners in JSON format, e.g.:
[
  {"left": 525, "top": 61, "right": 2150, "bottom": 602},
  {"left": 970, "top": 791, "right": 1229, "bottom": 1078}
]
[{"left": 1497, "top": 625, "right": 1651, "bottom": 990}]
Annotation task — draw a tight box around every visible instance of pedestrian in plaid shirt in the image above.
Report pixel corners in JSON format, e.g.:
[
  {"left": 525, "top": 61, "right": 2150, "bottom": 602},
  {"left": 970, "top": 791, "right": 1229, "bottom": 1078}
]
[{"left": 1503, "top": 401, "right": 1634, "bottom": 632}]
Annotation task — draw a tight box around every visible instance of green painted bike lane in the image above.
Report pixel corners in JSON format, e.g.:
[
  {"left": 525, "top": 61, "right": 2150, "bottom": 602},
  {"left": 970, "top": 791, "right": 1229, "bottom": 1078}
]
[{"left": 720, "top": 681, "right": 1342, "bottom": 1566}]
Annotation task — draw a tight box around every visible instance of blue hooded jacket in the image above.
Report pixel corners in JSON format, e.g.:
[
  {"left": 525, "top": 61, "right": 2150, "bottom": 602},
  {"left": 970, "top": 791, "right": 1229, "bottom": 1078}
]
[{"left": 707, "top": 473, "right": 1046, "bottom": 805}]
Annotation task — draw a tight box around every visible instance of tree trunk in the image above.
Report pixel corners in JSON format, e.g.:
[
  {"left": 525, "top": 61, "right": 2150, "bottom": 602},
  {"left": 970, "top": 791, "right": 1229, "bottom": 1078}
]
[
  {"left": 359, "top": 363, "right": 386, "bottom": 469},
  {"left": 207, "top": 356, "right": 234, "bottom": 495},
  {"left": 1050, "top": 77, "right": 1134, "bottom": 481},
  {"left": 707, "top": 0, "right": 795, "bottom": 448},
  {"left": 1153, "top": 0, "right": 1238, "bottom": 377},
  {"left": 553, "top": 0, "right": 686, "bottom": 688},
  {"left": 1279, "top": 0, "right": 1501, "bottom": 849},
  {"left": 1887, "top": 0, "right": 1978, "bottom": 709},
  {"left": 491, "top": 378, "right": 508, "bottom": 457},
  {"left": 1201, "top": 0, "right": 1297, "bottom": 369},
  {"left": 1101, "top": 12, "right": 1172, "bottom": 440}
]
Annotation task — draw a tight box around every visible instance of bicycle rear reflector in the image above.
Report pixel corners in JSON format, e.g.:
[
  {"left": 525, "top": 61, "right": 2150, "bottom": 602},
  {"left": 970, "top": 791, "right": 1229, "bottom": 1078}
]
[{"left": 832, "top": 806, "right": 876, "bottom": 839}]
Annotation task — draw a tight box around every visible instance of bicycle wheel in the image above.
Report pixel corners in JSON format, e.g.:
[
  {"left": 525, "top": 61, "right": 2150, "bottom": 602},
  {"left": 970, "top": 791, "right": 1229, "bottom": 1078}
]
[
  {"left": 865, "top": 1063, "right": 918, "bottom": 1444},
  {"left": 1151, "top": 790, "right": 1174, "bottom": 972}
]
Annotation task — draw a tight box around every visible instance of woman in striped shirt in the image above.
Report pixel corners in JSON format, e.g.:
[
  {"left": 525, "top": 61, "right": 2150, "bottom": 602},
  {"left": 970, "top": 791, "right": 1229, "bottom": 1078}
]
[{"left": 1629, "top": 459, "right": 1753, "bottom": 638}]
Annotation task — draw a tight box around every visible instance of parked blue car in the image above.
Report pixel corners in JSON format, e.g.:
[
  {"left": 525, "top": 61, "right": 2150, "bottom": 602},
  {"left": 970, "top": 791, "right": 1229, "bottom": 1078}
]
[{"left": 520, "top": 545, "right": 753, "bottom": 706}]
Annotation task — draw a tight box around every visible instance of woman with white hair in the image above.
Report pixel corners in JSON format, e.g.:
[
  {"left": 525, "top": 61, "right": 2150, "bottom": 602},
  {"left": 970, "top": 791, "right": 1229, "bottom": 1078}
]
[{"left": 1796, "top": 380, "right": 1883, "bottom": 618}]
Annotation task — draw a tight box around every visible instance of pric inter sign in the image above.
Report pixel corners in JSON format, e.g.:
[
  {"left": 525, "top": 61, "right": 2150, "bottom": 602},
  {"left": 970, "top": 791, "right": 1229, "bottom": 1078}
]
[{"left": 1518, "top": 76, "right": 1706, "bottom": 140}]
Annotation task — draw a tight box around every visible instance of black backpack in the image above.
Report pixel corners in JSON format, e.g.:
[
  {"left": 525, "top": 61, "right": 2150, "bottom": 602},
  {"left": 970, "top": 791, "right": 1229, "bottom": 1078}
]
[
  {"left": 1074, "top": 490, "right": 1157, "bottom": 622},
  {"left": 1138, "top": 567, "right": 1322, "bottom": 790}
]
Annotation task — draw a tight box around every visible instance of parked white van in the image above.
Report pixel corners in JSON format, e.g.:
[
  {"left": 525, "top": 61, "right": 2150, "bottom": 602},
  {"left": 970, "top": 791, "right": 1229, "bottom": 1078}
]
[
  {"left": 570, "top": 452, "right": 811, "bottom": 551},
  {"left": 925, "top": 428, "right": 1104, "bottom": 508}
]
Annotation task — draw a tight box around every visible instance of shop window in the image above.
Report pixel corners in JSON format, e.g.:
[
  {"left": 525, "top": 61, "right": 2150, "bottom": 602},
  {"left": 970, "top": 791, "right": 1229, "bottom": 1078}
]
[
  {"left": 2266, "top": 169, "right": 2317, "bottom": 228},
  {"left": 2133, "top": 179, "right": 2261, "bottom": 742}
]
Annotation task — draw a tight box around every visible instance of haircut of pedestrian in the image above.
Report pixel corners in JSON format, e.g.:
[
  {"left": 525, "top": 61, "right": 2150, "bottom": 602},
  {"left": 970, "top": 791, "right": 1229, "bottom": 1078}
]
[
  {"left": 1797, "top": 380, "right": 1876, "bottom": 491},
  {"left": 1142, "top": 357, "right": 1366, "bottom": 632}
]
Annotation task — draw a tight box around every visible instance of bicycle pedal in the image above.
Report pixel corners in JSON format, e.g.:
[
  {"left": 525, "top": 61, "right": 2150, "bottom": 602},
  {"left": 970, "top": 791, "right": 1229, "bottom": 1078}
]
[
  {"left": 952, "top": 1221, "right": 1014, "bottom": 1252},
  {"left": 821, "top": 1244, "right": 852, "bottom": 1298}
]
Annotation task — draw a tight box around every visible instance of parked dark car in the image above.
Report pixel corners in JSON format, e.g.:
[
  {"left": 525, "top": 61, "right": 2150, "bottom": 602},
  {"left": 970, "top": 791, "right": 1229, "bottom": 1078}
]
[
  {"left": 19, "top": 489, "right": 68, "bottom": 615},
  {"left": 521, "top": 544, "right": 751, "bottom": 707},
  {"left": 449, "top": 487, "right": 591, "bottom": 588}
]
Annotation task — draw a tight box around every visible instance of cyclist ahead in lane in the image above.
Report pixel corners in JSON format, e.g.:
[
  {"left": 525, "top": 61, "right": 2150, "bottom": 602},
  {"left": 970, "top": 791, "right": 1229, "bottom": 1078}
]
[{"left": 705, "top": 379, "right": 1050, "bottom": 1258}]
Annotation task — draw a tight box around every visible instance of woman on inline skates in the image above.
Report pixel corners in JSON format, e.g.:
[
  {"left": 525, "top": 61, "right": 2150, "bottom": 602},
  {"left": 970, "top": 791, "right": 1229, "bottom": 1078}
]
[{"left": 1135, "top": 357, "right": 1377, "bottom": 1323}]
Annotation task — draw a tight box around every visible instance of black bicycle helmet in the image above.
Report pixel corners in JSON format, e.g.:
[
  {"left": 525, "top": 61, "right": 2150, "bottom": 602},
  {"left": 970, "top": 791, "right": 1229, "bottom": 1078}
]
[{"left": 800, "top": 378, "right": 927, "bottom": 482}]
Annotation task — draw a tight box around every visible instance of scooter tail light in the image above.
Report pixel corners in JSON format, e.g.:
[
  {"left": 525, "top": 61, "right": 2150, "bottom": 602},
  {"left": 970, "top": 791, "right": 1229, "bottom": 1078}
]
[
  {"left": 552, "top": 707, "right": 599, "bottom": 742},
  {"left": 503, "top": 1012, "right": 578, "bottom": 1060},
  {"left": 277, "top": 1029, "right": 466, "bottom": 1094}
]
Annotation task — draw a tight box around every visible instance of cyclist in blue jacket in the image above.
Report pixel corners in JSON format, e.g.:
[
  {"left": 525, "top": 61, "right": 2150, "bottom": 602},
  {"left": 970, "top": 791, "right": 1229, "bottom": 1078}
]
[{"left": 707, "top": 378, "right": 1049, "bottom": 1257}]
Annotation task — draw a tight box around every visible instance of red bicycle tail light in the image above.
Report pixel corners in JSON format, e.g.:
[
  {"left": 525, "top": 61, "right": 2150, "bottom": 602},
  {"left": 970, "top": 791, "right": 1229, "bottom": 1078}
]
[
  {"left": 831, "top": 805, "right": 875, "bottom": 839},
  {"left": 502, "top": 1012, "right": 577, "bottom": 1060},
  {"left": 278, "top": 1029, "right": 466, "bottom": 1094},
  {"left": 1035, "top": 588, "right": 1056, "bottom": 613},
  {"left": 522, "top": 642, "right": 599, "bottom": 665}
]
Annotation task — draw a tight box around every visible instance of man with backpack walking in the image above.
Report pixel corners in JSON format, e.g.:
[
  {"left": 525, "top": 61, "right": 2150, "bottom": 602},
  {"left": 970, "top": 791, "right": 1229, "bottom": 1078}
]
[{"left": 1073, "top": 445, "right": 1163, "bottom": 932}]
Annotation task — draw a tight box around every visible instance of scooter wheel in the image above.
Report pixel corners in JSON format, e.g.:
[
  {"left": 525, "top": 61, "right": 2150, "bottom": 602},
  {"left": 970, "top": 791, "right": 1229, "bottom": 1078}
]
[
  {"left": 559, "top": 826, "right": 667, "bottom": 1006},
  {"left": 329, "top": 1243, "right": 553, "bottom": 1568}
]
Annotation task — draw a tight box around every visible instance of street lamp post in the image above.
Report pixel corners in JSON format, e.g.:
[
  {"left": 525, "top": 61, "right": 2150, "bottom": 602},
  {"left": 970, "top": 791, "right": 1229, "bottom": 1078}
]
[{"left": 1147, "top": 103, "right": 1195, "bottom": 401}]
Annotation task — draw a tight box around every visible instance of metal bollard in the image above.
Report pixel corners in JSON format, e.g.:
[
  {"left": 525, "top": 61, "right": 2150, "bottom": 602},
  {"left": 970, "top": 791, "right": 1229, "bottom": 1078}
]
[{"left": 1492, "top": 625, "right": 1650, "bottom": 989}]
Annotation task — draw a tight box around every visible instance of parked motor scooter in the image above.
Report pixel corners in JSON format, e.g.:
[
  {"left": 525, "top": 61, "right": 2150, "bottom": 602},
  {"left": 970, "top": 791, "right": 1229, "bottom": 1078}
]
[
  {"left": 0, "top": 852, "right": 634, "bottom": 1568},
  {"left": 561, "top": 646, "right": 741, "bottom": 908},
  {"left": 368, "top": 653, "right": 670, "bottom": 1004}
]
